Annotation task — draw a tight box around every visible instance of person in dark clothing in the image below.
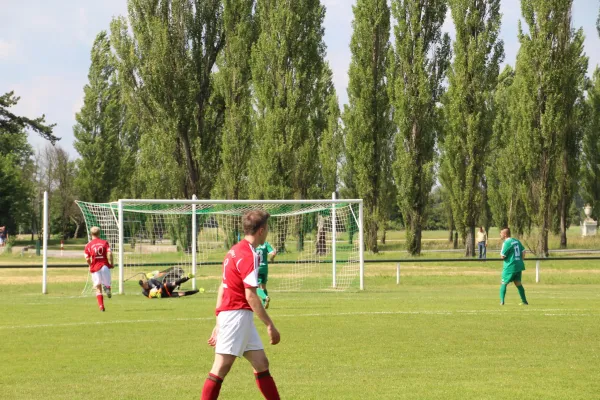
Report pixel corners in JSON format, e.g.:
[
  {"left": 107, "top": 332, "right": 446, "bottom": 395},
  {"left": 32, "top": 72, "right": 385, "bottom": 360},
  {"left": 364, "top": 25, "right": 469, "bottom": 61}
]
[{"left": 139, "top": 273, "right": 199, "bottom": 298}]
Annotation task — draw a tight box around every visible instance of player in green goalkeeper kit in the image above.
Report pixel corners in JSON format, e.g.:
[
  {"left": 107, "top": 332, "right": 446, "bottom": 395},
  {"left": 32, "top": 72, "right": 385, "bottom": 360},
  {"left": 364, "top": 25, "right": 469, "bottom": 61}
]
[
  {"left": 255, "top": 241, "right": 276, "bottom": 308},
  {"left": 499, "top": 227, "right": 529, "bottom": 306}
]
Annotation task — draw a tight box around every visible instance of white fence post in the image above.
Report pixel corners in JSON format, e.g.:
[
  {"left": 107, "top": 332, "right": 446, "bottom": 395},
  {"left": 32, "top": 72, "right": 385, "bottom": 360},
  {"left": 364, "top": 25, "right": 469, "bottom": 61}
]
[
  {"left": 191, "top": 194, "right": 197, "bottom": 290},
  {"left": 118, "top": 200, "right": 124, "bottom": 294},
  {"left": 332, "top": 192, "right": 337, "bottom": 289},
  {"left": 536, "top": 260, "right": 540, "bottom": 283},
  {"left": 396, "top": 263, "right": 400, "bottom": 285},
  {"left": 359, "top": 201, "right": 364, "bottom": 291},
  {"left": 42, "top": 191, "right": 48, "bottom": 294}
]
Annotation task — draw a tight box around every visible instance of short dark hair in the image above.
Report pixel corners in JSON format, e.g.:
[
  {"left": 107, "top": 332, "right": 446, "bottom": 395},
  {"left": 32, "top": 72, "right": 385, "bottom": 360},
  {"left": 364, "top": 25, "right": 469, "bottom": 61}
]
[
  {"left": 138, "top": 280, "right": 144, "bottom": 287},
  {"left": 242, "top": 210, "right": 270, "bottom": 235},
  {"left": 502, "top": 227, "right": 511, "bottom": 236}
]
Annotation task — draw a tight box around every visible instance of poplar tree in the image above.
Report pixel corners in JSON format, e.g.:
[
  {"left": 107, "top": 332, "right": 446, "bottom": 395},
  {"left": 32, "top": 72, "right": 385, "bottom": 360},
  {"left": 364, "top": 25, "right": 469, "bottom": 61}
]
[
  {"left": 442, "top": 0, "right": 503, "bottom": 256},
  {"left": 513, "top": 0, "right": 587, "bottom": 255},
  {"left": 74, "top": 31, "right": 124, "bottom": 202},
  {"left": 110, "top": 0, "right": 224, "bottom": 198},
  {"left": 390, "top": 0, "right": 450, "bottom": 255},
  {"left": 486, "top": 65, "right": 530, "bottom": 234},
  {"left": 213, "top": 0, "right": 256, "bottom": 199},
  {"left": 249, "top": 0, "right": 329, "bottom": 200},
  {"left": 581, "top": 68, "right": 600, "bottom": 220},
  {"left": 342, "top": 0, "right": 393, "bottom": 253}
]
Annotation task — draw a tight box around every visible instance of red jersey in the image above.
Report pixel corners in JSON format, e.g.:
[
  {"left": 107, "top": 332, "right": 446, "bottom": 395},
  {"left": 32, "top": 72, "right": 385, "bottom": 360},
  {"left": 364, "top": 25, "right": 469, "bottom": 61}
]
[
  {"left": 84, "top": 238, "right": 112, "bottom": 273},
  {"left": 216, "top": 239, "right": 259, "bottom": 314}
]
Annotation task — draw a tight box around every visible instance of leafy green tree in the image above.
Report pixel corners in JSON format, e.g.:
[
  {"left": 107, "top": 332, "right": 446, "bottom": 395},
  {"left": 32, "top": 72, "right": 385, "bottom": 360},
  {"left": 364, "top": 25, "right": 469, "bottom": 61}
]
[
  {"left": 581, "top": 68, "right": 600, "bottom": 220},
  {"left": 249, "top": 0, "right": 329, "bottom": 200},
  {"left": 342, "top": 0, "right": 393, "bottom": 253},
  {"left": 74, "top": 31, "right": 128, "bottom": 203},
  {"left": 0, "top": 92, "right": 58, "bottom": 144},
  {"left": 0, "top": 130, "right": 35, "bottom": 234},
  {"left": 486, "top": 65, "right": 530, "bottom": 235},
  {"left": 41, "top": 145, "right": 79, "bottom": 238},
  {"left": 0, "top": 92, "right": 56, "bottom": 235},
  {"left": 213, "top": 0, "right": 256, "bottom": 200},
  {"left": 110, "top": 0, "right": 225, "bottom": 198},
  {"left": 442, "top": 0, "right": 503, "bottom": 256},
  {"left": 390, "top": 0, "right": 450, "bottom": 255},
  {"left": 513, "top": 0, "right": 587, "bottom": 255},
  {"left": 317, "top": 67, "right": 342, "bottom": 196}
]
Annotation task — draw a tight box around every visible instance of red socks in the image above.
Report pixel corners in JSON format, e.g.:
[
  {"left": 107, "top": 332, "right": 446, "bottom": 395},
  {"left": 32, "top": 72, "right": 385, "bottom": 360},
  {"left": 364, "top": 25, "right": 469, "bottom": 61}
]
[
  {"left": 255, "top": 370, "right": 280, "bottom": 400},
  {"left": 201, "top": 373, "right": 223, "bottom": 400},
  {"left": 201, "top": 370, "right": 279, "bottom": 400},
  {"left": 96, "top": 294, "right": 104, "bottom": 311}
]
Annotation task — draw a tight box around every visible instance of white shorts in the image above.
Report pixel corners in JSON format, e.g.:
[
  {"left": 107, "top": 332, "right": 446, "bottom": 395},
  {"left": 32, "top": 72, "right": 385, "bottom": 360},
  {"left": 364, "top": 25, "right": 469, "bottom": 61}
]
[
  {"left": 215, "top": 309, "right": 264, "bottom": 357},
  {"left": 91, "top": 266, "right": 112, "bottom": 288}
]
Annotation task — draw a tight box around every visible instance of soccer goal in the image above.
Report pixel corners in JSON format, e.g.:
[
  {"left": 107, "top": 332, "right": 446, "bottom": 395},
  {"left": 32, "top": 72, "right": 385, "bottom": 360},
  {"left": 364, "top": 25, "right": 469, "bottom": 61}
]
[{"left": 75, "top": 196, "right": 364, "bottom": 294}]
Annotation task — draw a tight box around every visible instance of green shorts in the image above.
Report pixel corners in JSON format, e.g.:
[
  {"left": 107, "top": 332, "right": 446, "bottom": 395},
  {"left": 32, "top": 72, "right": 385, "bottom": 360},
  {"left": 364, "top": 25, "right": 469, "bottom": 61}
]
[
  {"left": 258, "top": 268, "right": 268, "bottom": 285},
  {"left": 502, "top": 271, "right": 522, "bottom": 284}
]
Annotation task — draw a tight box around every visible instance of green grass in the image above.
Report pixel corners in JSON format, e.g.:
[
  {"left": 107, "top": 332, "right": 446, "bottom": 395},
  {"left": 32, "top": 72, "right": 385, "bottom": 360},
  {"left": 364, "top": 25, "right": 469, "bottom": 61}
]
[{"left": 2, "top": 261, "right": 600, "bottom": 400}]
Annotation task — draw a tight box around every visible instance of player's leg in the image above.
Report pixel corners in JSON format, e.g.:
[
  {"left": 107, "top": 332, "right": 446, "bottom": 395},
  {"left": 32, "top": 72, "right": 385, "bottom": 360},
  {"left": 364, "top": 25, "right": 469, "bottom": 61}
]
[
  {"left": 92, "top": 271, "right": 105, "bottom": 311},
  {"left": 202, "top": 310, "right": 251, "bottom": 400},
  {"left": 101, "top": 266, "right": 112, "bottom": 299},
  {"left": 513, "top": 273, "right": 528, "bottom": 304},
  {"left": 173, "top": 276, "right": 190, "bottom": 287},
  {"left": 172, "top": 290, "right": 199, "bottom": 297},
  {"left": 201, "top": 354, "right": 236, "bottom": 400},
  {"left": 244, "top": 323, "right": 279, "bottom": 400},
  {"left": 499, "top": 271, "right": 511, "bottom": 305},
  {"left": 244, "top": 350, "right": 280, "bottom": 400},
  {"left": 499, "top": 282, "right": 507, "bottom": 305},
  {"left": 257, "top": 271, "right": 269, "bottom": 307}
]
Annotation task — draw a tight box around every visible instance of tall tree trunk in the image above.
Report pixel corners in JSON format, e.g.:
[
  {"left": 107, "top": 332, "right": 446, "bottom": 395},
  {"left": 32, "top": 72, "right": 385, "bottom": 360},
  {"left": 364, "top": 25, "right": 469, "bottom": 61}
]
[
  {"left": 366, "top": 217, "right": 379, "bottom": 253},
  {"left": 465, "top": 225, "right": 476, "bottom": 257},
  {"left": 407, "top": 218, "right": 422, "bottom": 255},
  {"left": 315, "top": 216, "right": 326, "bottom": 255},
  {"left": 453, "top": 231, "right": 458, "bottom": 249},
  {"left": 538, "top": 204, "right": 550, "bottom": 257},
  {"left": 560, "top": 194, "right": 568, "bottom": 249},
  {"left": 277, "top": 222, "right": 288, "bottom": 254}
]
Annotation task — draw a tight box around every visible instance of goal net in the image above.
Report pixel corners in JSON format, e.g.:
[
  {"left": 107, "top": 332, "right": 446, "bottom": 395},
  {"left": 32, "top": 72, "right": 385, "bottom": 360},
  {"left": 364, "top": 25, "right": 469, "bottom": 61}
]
[{"left": 75, "top": 198, "right": 364, "bottom": 295}]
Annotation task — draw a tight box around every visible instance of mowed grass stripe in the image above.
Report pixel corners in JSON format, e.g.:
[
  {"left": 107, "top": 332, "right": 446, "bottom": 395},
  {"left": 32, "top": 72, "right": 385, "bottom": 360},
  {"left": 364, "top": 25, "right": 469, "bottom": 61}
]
[{"left": 1, "top": 285, "right": 599, "bottom": 399}]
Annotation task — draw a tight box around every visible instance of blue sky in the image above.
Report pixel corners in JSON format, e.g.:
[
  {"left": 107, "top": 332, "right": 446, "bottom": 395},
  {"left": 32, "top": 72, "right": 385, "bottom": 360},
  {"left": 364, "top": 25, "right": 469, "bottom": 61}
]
[{"left": 1, "top": 0, "right": 599, "bottom": 159}]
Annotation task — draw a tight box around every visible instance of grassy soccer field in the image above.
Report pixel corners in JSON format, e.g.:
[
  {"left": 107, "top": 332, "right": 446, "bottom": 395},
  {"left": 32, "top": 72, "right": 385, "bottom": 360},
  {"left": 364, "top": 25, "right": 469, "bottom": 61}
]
[{"left": 2, "top": 261, "right": 600, "bottom": 400}]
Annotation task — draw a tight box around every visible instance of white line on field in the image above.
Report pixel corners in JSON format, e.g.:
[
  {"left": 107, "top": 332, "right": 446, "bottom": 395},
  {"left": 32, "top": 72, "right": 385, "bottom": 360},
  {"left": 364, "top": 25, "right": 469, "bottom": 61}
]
[{"left": 1, "top": 308, "right": 598, "bottom": 330}]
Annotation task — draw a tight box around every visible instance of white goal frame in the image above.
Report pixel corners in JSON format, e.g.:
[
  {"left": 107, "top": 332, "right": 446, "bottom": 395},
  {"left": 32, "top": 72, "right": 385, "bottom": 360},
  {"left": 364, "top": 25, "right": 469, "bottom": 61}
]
[{"left": 111, "top": 197, "right": 365, "bottom": 294}]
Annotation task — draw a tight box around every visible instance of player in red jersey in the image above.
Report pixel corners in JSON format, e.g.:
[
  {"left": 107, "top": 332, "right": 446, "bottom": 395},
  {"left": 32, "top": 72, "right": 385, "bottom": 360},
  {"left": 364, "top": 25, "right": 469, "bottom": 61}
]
[
  {"left": 200, "top": 210, "right": 281, "bottom": 400},
  {"left": 84, "top": 226, "right": 113, "bottom": 312}
]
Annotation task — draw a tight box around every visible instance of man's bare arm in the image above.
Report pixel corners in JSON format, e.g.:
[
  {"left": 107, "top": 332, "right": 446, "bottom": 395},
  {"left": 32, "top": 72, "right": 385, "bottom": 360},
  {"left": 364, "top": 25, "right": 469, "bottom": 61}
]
[
  {"left": 215, "top": 283, "right": 225, "bottom": 310},
  {"left": 245, "top": 287, "right": 274, "bottom": 327},
  {"left": 246, "top": 287, "right": 280, "bottom": 344}
]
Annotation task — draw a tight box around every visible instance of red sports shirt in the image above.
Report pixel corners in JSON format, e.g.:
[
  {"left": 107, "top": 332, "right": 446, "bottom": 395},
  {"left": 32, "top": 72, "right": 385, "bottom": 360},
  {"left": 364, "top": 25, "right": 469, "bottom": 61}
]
[
  {"left": 84, "top": 238, "right": 112, "bottom": 273},
  {"left": 216, "top": 239, "right": 259, "bottom": 314}
]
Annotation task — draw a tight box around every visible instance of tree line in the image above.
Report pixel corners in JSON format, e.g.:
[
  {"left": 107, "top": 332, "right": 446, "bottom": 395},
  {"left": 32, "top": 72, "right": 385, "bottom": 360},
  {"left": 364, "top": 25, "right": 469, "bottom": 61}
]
[{"left": 1, "top": 0, "right": 600, "bottom": 257}]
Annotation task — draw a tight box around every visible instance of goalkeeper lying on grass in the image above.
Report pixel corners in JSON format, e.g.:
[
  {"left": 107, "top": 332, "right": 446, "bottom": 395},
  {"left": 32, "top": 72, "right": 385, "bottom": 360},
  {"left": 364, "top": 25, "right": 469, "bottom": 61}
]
[{"left": 138, "top": 273, "right": 199, "bottom": 298}]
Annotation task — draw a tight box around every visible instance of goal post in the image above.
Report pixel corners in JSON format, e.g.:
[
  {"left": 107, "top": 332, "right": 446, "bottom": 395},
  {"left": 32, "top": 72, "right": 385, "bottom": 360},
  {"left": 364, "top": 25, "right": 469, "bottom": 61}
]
[{"left": 76, "top": 196, "right": 365, "bottom": 295}]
